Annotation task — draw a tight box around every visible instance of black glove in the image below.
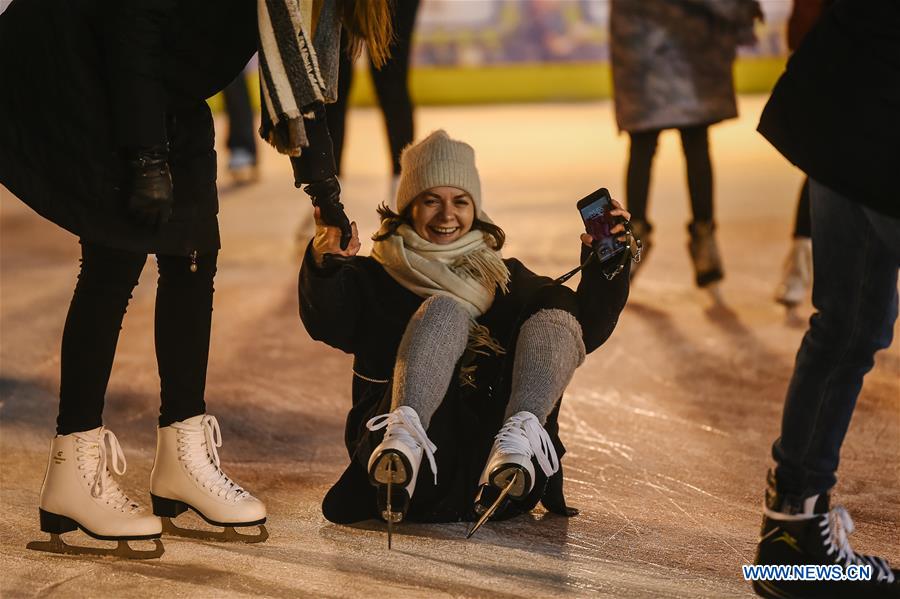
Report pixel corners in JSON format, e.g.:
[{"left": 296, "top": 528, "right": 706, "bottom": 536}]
[
  {"left": 124, "top": 148, "right": 173, "bottom": 228},
  {"left": 302, "top": 175, "right": 352, "bottom": 250}
]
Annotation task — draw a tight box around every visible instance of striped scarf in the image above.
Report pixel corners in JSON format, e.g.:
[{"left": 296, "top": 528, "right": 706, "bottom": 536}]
[{"left": 257, "top": 0, "right": 341, "bottom": 156}]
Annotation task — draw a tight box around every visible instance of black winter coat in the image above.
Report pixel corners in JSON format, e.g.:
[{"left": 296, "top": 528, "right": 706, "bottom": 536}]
[
  {"left": 298, "top": 243, "right": 629, "bottom": 524},
  {"left": 0, "top": 0, "right": 257, "bottom": 255},
  {"left": 757, "top": 0, "right": 900, "bottom": 218}
]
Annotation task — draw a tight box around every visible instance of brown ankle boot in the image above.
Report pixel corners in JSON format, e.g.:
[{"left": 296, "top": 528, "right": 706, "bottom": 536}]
[{"left": 687, "top": 220, "right": 724, "bottom": 288}]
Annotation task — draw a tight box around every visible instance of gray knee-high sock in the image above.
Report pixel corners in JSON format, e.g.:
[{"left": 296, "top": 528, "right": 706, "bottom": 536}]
[
  {"left": 391, "top": 295, "right": 470, "bottom": 429},
  {"left": 505, "top": 309, "right": 586, "bottom": 424}
]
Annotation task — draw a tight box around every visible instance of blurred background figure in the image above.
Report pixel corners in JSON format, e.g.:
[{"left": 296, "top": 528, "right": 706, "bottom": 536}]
[
  {"left": 222, "top": 66, "right": 259, "bottom": 185},
  {"left": 773, "top": 0, "right": 831, "bottom": 312},
  {"left": 326, "top": 0, "right": 420, "bottom": 208},
  {"left": 610, "top": 0, "right": 762, "bottom": 294}
]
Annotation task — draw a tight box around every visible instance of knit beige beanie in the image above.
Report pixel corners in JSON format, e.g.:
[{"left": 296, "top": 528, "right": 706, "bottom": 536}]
[{"left": 395, "top": 130, "right": 483, "bottom": 217}]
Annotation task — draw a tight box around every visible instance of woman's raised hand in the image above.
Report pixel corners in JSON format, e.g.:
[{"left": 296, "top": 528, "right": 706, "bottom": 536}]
[
  {"left": 580, "top": 197, "right": 632, "bottom": 247},
  {"left": 311, "top": 206, "right": 360, "bottom": 266}
]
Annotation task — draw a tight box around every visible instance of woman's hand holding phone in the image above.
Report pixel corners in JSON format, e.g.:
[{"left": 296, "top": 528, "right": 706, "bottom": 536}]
[
  {"left": 311, "top": 206, "right": 361, "bottom": 267},
  {"left": 581, "top": 198, "right": 631, "bottom": 248}
]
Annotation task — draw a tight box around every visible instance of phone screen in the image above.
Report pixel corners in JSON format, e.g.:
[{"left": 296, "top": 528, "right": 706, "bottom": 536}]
[{"left": 579, "top": 191, "right": 625, "bottom": 261}]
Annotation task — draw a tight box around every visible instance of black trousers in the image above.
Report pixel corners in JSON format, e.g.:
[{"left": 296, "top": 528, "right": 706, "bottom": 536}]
[
  {"left": 223, "top": 72, "right": 256, "bottom": 158},
  {"left": 325, "top": 0, "right": 420, "bottom": 175},
  {"left": 57, "top": 241, "right": 217, "bottom": 434},
  {"left": 625, "top": 125, "right": 714, "bottom": 226},
  {"left": 793, "top": 177, "right": 812, "bottom": 238}
]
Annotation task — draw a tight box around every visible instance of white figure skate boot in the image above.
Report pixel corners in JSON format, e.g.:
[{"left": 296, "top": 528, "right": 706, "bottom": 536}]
[
  {"left": 150, "top": 414, "right": 268, "bottom": 543},
  {"left": 366, "top": 405, "right": 437, "bottom": 548},
  {"left": 467, "top": 411, "right": 560, "bottom": 538},
  {"left": 28, "top": 427, "right": 163, "bottom": 559},
  {"left": 775, "top": 237, "right": 813, "bottom": 309}
]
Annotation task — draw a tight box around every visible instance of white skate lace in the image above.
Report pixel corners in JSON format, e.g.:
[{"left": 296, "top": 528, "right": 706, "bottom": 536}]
[
  {"left": 366, "top": 406, "right": 438, "bottom": 484},
  {"left": 819, "top": 506, "right": 895, "bottom": 583},
  {"left": 73, "top": 427, "right": 142, "bottom": 514},
  {"left": 173, "top": 415, "right": 249, "bottom": 502},
  {"left": 493, "top": 412, "right": 559, "bottom": 477}
]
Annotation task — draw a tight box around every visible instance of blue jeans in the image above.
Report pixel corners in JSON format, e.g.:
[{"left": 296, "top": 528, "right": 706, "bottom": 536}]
[{"left": 773, "top": 179, "right": 900, "bottom": 498}]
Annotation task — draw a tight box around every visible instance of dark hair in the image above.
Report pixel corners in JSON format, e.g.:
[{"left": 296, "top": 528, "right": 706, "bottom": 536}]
[{"left": 372, "top": 201, "right": 506, "bottom": 251}]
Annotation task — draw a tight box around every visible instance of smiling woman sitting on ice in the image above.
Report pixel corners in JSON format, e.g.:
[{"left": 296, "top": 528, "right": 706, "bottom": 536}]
[{"left": 298, "top": 130, "right": 631, "bottom": 541}]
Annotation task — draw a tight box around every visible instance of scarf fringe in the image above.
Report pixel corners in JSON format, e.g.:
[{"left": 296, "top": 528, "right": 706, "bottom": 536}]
[
  {"left": 459, "top": 364, "right": 478, "bottom": 389},
  {"left": 451, "top": 247, "right": 510, "bottom": 295},
  {"left": 257, "top": 0, "right": 335, "bottom": 156},
  {"left": 467, "top": 322, "right": 506, "bottom": 356}
]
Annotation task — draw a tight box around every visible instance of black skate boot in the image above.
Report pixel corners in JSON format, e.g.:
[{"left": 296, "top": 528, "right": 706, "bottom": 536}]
[{"left": 752, "top": 471, "right": 899, "bottom": 598}]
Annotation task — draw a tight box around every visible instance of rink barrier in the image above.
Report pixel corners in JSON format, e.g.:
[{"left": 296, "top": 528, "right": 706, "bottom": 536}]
[{"left": 208, "top": 57, "right": 786, "bottom": 111}]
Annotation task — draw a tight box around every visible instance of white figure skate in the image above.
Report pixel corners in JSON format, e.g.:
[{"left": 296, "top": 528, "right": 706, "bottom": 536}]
[
  {"left": 467, "top": 411, "right": 559, "bottom": 538},
  {"left": 366, "top": 406, "right": 437, "bottom": 549},
  {"left": 150, "top": 414, "right": 268, "bottom": 543},
  {"left": 775, "top": 237, "right": 813, "bottom": 310},
  {"left": 28, "top": 427, "right": 164, "bottom": 559}
]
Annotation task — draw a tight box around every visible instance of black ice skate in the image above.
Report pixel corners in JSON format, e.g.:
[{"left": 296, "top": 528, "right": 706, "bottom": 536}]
[
  {"left": 366, "top": 406, "right": 438, "bottom": 549},
  {"left": 752, "top": 472, "right": 899, "bottom": 598},
  {"left": 28, "top": 427, "right": 164, "bottom": 560},
  {"left": 150, "top": 415, "right": 268, "bottom": 543},
  {"left": 467, "top": 411, "right": 559, "bottom": 539}
]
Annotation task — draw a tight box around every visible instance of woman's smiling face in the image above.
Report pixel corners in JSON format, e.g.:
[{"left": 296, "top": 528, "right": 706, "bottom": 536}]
[{"left": 409, "top": 186, "right": 475, "bottom": 244}]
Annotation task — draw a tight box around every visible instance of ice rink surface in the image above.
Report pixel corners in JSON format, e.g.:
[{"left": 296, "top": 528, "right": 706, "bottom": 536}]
[{"left": 1, "top": 98, "right": 898, "bottom": 598}]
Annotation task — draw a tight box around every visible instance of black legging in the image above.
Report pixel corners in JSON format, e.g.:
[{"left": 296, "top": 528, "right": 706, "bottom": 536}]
[
  {"left": 325, "top": 0, "right": 420, "bottom": 175},
  {"left": 223, "top": 72, "right": 256, "bottom": 158},
  {"left": 625, "top": 125, "right": 714, "bottom": 226},
  {"left": 57, "top": 241, "right": 217, "bottom": 434},
  {"left": 792, "top": 177, "right": 811, "bottom": 238}
]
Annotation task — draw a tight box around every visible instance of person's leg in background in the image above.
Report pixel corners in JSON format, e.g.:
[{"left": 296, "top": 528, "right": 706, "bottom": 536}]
[
  {"left": 325, "top": 30, "right": 355, "bottom": 177},
  {"left": 775, "top": 178, "right": 813, "bottom": 308},
  {"left": 222, "top": 71, "right": 258, "bottom": 184},
  {"left": 624, "top": 128, "right": 660, "bottom": 279},
  {"left": 679, "top": 124, "right": 723, "bottom": 288},
  {"left": 369, "top": 0, "right": 420, "bottom": 207}
]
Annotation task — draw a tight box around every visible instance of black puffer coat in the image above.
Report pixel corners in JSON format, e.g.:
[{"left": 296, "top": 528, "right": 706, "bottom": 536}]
[
  {"left": 0, "top": 0, "right": 257, "bottom": 255},
  {"left": 298, "top": 243, "right": 629, "bottom": 524}
]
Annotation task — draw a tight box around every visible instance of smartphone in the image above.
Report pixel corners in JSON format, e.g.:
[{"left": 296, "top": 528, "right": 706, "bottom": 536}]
[{"left": 576, "top": 187, "right": 627, "bottom": 263}]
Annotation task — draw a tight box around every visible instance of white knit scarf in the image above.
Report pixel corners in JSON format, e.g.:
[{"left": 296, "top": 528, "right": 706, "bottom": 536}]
[{"left": 371, "top": 224, "right": 510, "bottom": 318}]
